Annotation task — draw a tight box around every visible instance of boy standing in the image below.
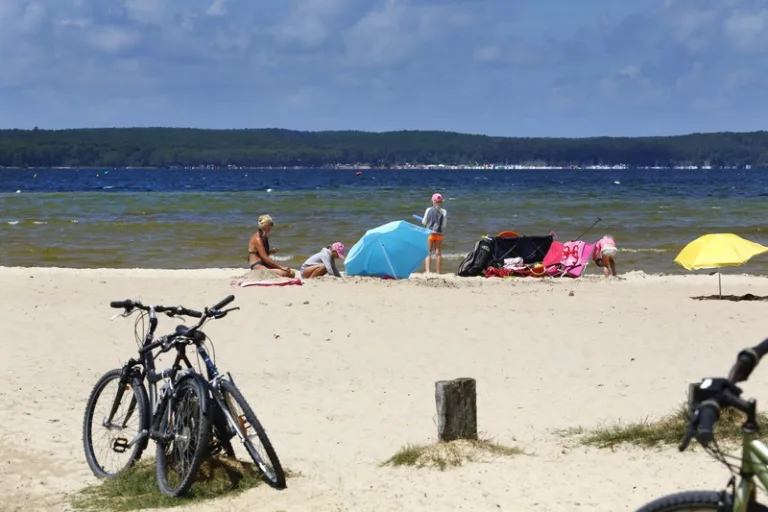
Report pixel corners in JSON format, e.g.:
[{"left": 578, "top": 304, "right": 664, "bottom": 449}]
[{"left": 422, "top": 193, "right": 447, "bottom": 274}]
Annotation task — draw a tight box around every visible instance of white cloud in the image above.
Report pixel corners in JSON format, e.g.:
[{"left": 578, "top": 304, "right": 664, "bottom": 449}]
[
  {"left": 124, "top": 0, "right": 169, "bottom": 24},
  {"left": 84, "top": 25, "right": 142, "bottom": 53},
  {"left": 206, "top": 0, "right": 227, "bottom": 17},
  {"left": 0, "top": 0, "right": 46, "bottom": 39},
  {"left": 473, "top": 45, "right": 501, "bottom": 62},
  {"left": 272, "top": 0, "right": 349, "bottom": 47},
  {"left": 724, "top": 9, "right": 768, "bottom": 52}
]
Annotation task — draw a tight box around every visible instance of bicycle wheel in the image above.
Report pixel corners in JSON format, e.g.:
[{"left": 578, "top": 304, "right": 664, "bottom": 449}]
[
  {"left": 155, "top": 375, "right": 212, "bottom": 497},
  {"left": 635, "top": 490, "right": 768, "bottom": 511},
  {"left": 219, "top": 379, "right": 286, "bottom": 489},
  {"left": 82, "top": 368, "right": 149, "bottom": 479}
]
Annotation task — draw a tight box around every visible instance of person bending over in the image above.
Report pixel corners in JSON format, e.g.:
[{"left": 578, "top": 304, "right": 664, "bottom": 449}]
[
  {"left": 594, "top": 234, "right": 618, "bottom": 277},
  {"left": 247, "top": 214, "right": 295, "bottom": 278},
  {"left": 300, "top": 242, "right": 345, "bottom": 279}
]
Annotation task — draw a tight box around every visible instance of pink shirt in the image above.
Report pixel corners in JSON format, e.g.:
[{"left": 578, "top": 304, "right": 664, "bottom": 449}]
[{"left": 595, "top": 236, "right": 616, "bottom": 253}]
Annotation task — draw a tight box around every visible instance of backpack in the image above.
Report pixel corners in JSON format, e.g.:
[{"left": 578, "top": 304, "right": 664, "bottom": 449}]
[{"left": 456, "top": 238, "right": 493, "bottom": 277}]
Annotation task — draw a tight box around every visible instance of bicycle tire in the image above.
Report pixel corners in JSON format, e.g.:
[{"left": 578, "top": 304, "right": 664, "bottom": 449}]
[
  {"left": 82, "top": 368, "right": 149, "bottom": 479},
  {"left": 155, "top": 375, "right": 212, "bottom": 497},
  {"left": 635, "top": 490, "right": 768, "bottom": 511},
  {"left": 220, "top": 379, "right": 286, "bottom": 489}
]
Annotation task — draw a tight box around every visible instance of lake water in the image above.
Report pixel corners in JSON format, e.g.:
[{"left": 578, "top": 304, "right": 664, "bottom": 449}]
[{"left": 1, "top": 168, "right": 766, "bottom": 275}]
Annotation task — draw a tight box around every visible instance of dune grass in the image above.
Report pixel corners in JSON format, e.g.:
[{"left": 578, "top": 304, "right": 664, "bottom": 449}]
[
  {"left": 561, "top": 403, "right": 768, "bottom": 450},
  {"left": 71, "top": 456, "right": 289, "bottom": 511},
  {"left": 382, "top": 437, "right": 524, "bottom": 471}
]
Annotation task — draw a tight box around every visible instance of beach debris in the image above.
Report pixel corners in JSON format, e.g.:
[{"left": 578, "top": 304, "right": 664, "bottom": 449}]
[
  {"left": 568, "top": 291, "right": 575, "bottom": 296},
  {"left": 303, "top": 300, "right": 309, "bottom": 305},
  {"left": 273, "top": 334, "right": 280, "bottom": 339}
]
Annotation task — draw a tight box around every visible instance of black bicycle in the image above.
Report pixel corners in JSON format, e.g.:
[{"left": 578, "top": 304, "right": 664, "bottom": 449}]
[{"left": 83, "top": 294, "right": 286, "bottom": 495}]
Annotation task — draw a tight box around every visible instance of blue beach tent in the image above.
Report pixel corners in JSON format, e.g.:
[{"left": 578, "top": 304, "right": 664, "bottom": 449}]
[{"left": 345, "top": 220, "right": 431, "bottom": 279}]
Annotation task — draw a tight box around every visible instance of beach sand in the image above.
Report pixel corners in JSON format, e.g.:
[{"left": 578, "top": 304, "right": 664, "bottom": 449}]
[{"left": 2, "top": 266, "right": 768, "bottom": 511}]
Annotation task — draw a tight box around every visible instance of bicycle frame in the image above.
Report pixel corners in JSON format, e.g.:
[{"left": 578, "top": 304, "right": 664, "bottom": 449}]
[
  {"left": 732, "top": 434, "right": 768, "bottom": 511},
  {"left": 104, "top": 307, "right": 190, "bottom": 446},
  {"left": 103, "top": 299, "right": 244, "bottom": 452}
]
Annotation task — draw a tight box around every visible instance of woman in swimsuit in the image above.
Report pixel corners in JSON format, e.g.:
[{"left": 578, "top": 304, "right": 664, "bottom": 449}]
[{"left": 247, "top": 214, "right": 295, "bottom": 278}]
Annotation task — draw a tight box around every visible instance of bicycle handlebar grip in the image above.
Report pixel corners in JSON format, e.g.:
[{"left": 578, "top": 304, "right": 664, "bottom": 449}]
[
  {"left": 697, "top": 402, "right": 720, "bottom": 446},
  {"left": 183, "top": 308, "right": 203, "bottom": 318},
  {"left": 110, "top": 300, "right": 132, "bottom": 309},
  {"left": 211, "top": 295, "right": 235, "bottom": 311}
]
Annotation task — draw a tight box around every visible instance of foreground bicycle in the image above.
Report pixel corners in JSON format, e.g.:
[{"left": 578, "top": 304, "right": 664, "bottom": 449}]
[
  {"left": 82, "top": 294, "right": 286, "bottom": 497},
  {"left": 636, "top": 337, "right": 768, "bottom": 512}
]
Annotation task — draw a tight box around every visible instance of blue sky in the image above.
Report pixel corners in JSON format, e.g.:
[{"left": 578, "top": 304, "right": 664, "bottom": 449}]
[{"left": 0, "top": 0, "right": 766, "bottom": 137}]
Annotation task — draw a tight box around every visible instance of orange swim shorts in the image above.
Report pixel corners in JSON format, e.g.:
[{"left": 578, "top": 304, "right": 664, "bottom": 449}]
[{"left": 428, "top": 233, "right": 444, "bottom": 243}]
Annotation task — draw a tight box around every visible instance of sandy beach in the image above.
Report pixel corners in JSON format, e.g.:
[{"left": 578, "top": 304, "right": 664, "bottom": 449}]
[{"left": 2, "top": 266, "right": 768, "bottom": 512}]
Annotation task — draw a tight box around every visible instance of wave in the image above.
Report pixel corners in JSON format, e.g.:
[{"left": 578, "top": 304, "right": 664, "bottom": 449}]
[{"left": 620, "top": 248, "right": 668, "bottom": 253}]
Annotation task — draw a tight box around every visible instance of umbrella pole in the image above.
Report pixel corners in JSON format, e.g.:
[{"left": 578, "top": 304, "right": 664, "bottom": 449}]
[
  {"left": 718, "top": 271, "right": 722, "bottom": 298},
  {"left": 380, "top": 241, "right": 398, "bottom": 279}
]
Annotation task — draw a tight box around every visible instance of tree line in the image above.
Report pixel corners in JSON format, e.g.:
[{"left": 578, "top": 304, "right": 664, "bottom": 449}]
[{"left": 0, "top": 127, "right": 767, "bottom": 168}]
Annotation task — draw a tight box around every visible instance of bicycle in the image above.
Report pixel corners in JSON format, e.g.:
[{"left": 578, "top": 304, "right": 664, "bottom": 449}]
[
  {"left": 82, "top": 294, "right": 286, "bottom": 496},
  {"left": 636, "top": 338, "right": 768, "bottom": 511},
  {"left": 161, "top": 294, "right": 286, "bottom": 489},
  {"left": 82, "top": 297, "right": 217, "bottom": 496}
]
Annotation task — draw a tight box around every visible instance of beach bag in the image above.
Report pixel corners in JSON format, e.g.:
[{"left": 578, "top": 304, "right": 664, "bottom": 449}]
[{"left": 457, "top": 238, "right": 493, "bottom": 277}]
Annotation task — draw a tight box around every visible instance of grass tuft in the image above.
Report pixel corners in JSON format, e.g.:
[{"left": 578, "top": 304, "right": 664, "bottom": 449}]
[
  {"left": 71, "top": 456, "right": 291, "bottom": 511},
  {"left": 381, "top": 437, "right": 523, "bottom": 471},
  {"left": 560, "top": 404, "right": 768, "bottom": 450}
]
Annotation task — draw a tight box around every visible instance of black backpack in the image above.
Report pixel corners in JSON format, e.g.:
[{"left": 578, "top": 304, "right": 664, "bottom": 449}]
[{"left": 456, "top": 238, "right": 493, "bottom": 277}]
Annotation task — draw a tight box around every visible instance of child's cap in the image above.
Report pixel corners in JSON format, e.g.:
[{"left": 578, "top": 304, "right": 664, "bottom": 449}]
[
  {"left": 331, "top": 241, "right": 345, "bottom": 258},
  {"left": 431, "top": 193, "right": 443, "bottom": 202}
]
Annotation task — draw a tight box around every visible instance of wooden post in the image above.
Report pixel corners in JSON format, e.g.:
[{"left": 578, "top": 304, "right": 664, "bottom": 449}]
[{"left": 435, "top": 378, "right": 478, "bottom": 442}]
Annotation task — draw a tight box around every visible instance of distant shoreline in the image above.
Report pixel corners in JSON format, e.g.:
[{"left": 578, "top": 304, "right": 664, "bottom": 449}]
[
  {"left": 2, "top": 127, "right": 768, "bottom": 168},
  {"left": 0, "top": 164, "right": 760, "bottom": 171}
]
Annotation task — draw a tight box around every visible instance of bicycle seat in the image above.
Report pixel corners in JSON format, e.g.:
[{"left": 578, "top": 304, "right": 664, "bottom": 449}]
[{"left": 174, "top": 325, "right": 206, "bottom": 343}]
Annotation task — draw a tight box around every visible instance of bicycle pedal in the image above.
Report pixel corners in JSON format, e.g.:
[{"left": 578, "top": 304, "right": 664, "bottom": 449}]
[
  {"left": 112, "top": 437, "right": 129, "bottom": 453},
  {"left": 208, "top": 442, "right": 222, "bottom": 456}
]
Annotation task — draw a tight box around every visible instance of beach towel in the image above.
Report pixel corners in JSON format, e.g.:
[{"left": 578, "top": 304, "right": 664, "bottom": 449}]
[{"left": 230, "top": 278, "right": 303, "bottom": 287}]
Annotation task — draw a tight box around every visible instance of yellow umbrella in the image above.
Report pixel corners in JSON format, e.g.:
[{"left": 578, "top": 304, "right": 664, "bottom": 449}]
[{"left": 674, "top": 233, "right": 768, "bottom": 296}]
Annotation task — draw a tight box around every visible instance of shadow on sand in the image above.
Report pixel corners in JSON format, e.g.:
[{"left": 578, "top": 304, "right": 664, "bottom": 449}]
[{"left": 692, "top": 293, "right": 768, "bottom": 302}]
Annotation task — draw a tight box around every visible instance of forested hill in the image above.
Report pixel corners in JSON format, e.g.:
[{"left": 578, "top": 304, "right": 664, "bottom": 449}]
[{"left": 1, "top": 127, "right": 767, "bottom": 168}]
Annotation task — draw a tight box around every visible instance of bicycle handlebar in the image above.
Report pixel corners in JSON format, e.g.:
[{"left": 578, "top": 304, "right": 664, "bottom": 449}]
[
  {"left": 680, "top": 337, "right": 768, "bottom": 451},
  {"left": 112, "top": 295, "right": 239, "bottom": 359},
  {"left": 109, "top": 294, "right": 239, "bottom": 320},
  {"left": 110, "top": 299, "right": 203, "bottom": 318}
]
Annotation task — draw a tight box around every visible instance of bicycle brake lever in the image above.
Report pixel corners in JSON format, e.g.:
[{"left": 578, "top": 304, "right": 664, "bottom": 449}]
[
  {"left": 679, "top": 409, "right": 699, "bottom": 452},
  {"left": 110, "top": 309, "right": 134, "bottom": 321},
  {"left": 679, "top": 423, "right": 695, "bottom": 452}
]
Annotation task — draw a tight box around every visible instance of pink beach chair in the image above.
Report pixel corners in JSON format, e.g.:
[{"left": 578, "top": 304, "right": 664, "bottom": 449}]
[{"left": 541, "top": 240, "right": 595, "bottom": 278}]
